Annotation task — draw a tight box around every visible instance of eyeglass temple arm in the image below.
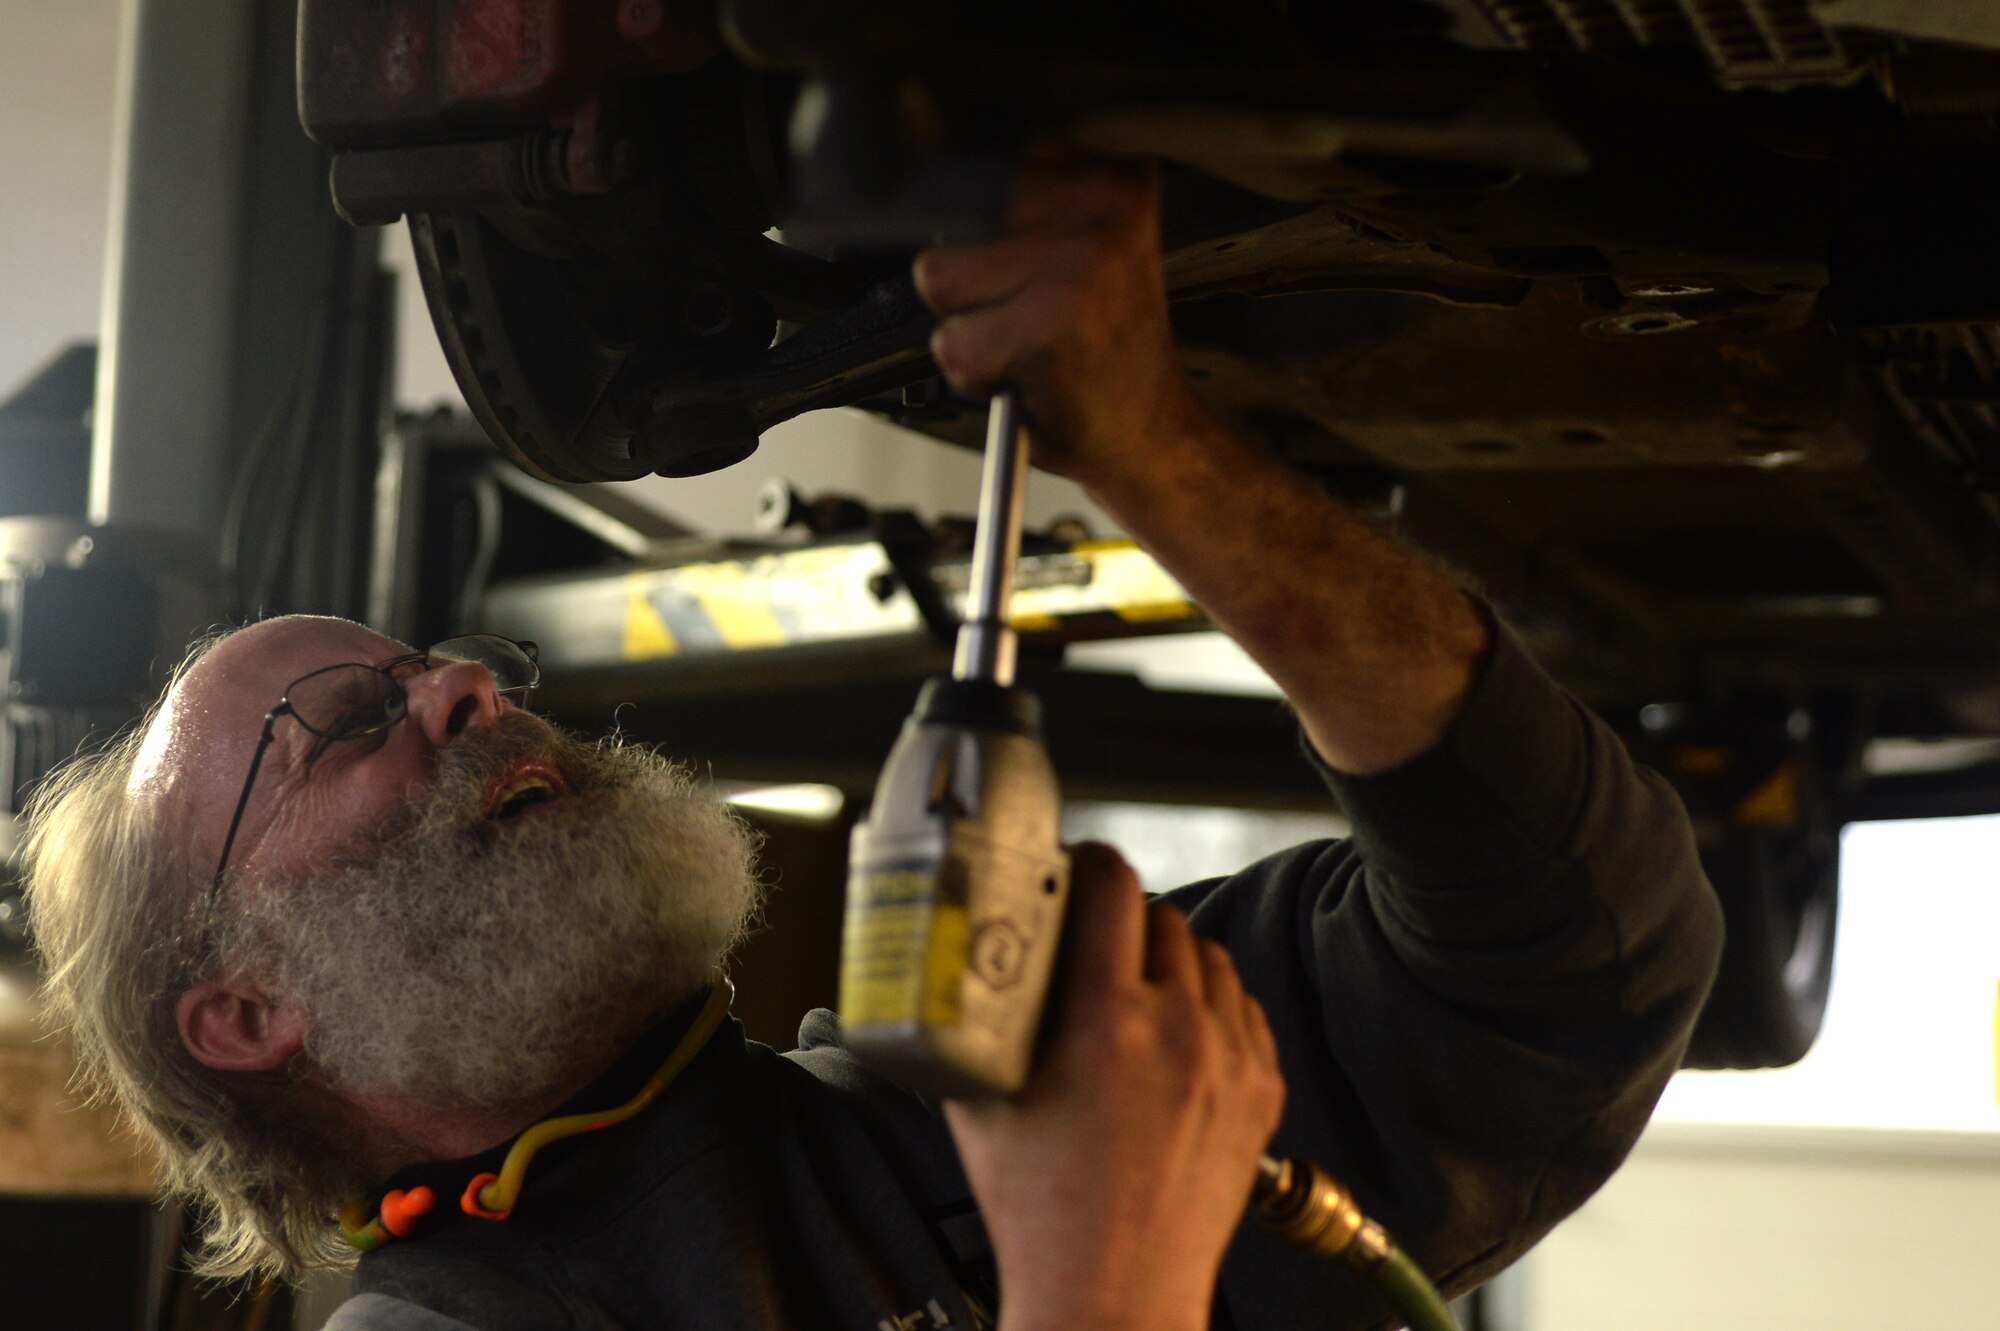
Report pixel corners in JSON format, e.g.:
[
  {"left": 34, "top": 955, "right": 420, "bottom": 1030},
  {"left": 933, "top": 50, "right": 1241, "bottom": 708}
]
[{"left": 212, "top": 709, "right": 285, "bottom": 894}]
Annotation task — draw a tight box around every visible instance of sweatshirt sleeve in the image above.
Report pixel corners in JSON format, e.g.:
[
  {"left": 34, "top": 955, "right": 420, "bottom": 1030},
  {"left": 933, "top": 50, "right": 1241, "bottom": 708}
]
[{"left": 1158, "top": 612, "right": 1724, "bottom": 1331}]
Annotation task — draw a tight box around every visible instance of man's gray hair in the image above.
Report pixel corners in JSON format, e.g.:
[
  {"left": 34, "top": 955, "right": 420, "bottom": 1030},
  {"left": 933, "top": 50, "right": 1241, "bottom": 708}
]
[{"left": 21, "top": 632, "right": 360, "bottom": 1282}]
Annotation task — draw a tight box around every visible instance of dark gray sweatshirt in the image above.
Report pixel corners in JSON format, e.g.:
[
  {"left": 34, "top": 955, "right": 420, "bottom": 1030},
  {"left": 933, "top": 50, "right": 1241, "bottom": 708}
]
[{"left": 330, "top": 624, "right": 1724, "bottom": 1330}]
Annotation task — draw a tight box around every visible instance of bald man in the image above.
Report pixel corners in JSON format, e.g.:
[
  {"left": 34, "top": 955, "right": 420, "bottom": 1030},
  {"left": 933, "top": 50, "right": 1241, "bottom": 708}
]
[{"left": 23, "top": 166, "right": 1722, "bottom": 1331}]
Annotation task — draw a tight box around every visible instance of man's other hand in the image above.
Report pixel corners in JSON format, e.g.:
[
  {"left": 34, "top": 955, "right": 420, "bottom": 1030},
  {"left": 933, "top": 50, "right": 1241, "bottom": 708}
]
[
  {"left": 913, "top": 162, "right": 1199, "bottom": 489},
  {"left": 943, "top": 843, "right": 1286, "bottom": 1331},
  {"left": 918, "top": 158, "right": 1487, "bottom": 774}
]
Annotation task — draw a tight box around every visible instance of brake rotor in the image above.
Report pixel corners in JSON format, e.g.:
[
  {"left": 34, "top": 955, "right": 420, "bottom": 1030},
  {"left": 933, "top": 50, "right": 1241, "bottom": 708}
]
[
  {"left": 410, "top": 209, "right": 675, "bottom": 484},
  {"left": 403, "top": 55, "right": 797, "bottom": 484}
]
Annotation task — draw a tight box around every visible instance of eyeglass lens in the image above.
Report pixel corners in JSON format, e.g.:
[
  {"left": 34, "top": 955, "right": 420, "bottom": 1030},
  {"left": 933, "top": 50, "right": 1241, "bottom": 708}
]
[
  {"left": 427, "top": 635, "right": 539, "bottom": 693},
  {"left": 284, "top": 636, "right": 537, "bottom": 740},
  {"left": 288, "top": 666, "right": 406, "bottom": 740}
]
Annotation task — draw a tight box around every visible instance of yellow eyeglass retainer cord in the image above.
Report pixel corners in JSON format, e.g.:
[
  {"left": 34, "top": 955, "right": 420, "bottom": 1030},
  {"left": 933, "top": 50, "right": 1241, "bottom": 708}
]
[{"left": 341, "top": 975, "right": 734, "bottom": 1250}]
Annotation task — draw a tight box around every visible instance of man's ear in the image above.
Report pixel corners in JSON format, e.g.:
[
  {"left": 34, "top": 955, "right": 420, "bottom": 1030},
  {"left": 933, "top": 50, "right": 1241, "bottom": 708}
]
[{"left": 176, "top": 977, "right": 307, "bottom": 1073}]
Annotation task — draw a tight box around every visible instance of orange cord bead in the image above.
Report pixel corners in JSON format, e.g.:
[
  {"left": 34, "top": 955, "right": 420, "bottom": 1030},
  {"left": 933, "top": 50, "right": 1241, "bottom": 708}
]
[
  {"left": 460, "top": 1171, "right": 511, "bottom": 1220},
  {"left": 379, "top": 1185, "right": 436, "bottom": 1238}
]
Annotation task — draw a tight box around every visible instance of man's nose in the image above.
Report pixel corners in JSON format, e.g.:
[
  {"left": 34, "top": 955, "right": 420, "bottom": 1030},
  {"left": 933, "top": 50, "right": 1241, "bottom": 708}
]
[{"left": 404, "top": 659, "right": 504, "bottom": 746}]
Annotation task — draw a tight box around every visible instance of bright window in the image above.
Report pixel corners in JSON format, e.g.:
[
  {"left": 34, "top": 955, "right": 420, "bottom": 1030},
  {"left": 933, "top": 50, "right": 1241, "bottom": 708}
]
[{"left": 1655, "top": 815, "right": 2000, "bottom": 1134}]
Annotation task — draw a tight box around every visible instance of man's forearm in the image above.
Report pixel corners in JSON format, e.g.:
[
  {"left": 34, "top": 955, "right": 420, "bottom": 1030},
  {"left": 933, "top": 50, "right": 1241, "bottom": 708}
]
[
  {"left": 1075, "top": 394, "right": 1490, "bottom": 775},
  {"left": 914, "top": 160, "right": 1489, "bottom": 772}
]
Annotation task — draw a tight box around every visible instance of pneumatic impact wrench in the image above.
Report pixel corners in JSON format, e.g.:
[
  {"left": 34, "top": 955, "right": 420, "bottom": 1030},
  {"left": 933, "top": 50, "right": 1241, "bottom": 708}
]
[
  {"left": 838, "top": 389, "right": 1459, "bottom": 1331},
  {"left": 840, "top": 388, "right": 1069, "bottom": 1099}
]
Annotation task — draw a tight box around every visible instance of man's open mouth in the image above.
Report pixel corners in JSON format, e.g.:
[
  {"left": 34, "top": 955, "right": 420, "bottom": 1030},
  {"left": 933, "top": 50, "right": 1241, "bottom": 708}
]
[{"left": 483, "top": 760, "right": 572, "bottom": 821}]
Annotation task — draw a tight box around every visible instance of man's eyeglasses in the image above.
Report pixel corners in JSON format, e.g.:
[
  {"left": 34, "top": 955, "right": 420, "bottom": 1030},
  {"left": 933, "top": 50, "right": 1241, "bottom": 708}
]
[{"left": 208, "top": 635, "right": 541, "bottom": 908}]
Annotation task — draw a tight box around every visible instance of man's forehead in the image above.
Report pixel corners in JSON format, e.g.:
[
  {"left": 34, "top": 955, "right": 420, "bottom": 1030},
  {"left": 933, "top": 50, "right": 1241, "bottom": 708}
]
[{"left": 129, "top": 616, "right": 408, "bottom": 795}]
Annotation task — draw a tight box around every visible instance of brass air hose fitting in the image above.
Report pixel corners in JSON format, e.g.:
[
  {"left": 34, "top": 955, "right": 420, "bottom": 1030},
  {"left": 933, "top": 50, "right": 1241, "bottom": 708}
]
[{"left": 1251, "top": 1155, "right": 1460, "bottom": 1331}]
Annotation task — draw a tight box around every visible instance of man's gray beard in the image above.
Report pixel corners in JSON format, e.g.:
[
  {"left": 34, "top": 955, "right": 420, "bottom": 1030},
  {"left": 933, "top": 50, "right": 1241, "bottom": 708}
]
[{"left": 224, "top": 714, "right": 762, "bottom": 1112}]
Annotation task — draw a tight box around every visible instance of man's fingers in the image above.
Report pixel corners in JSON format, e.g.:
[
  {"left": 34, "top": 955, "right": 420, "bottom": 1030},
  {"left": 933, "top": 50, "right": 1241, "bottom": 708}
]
[
  {"left": 924, "top": 231, "right": 1097, "bottom": 390},
  {"left": 1143, "top": 900, "right": 1205, "bottom": 1001},
  {"left": 1245, "top": 991, "right": 1279, "bottom": 1068},
  {"left": 1195, "top": 938, "right": 1244, "bottom": 1024},
  {"left": 929, "top": 273, "right": 1084, "bottom": 400},
  {"left": 1061, "top": 842, "right": 1148, "bottom": 998},
  {"left": 914, "top": 230, "right": 1052, "bottom": 317},
  {"left": 1198, "top": 938, "right": 1270, "bottom": 1064},
  {"left": 913, "top": 165, "right": 1154, "bottom": 317}
]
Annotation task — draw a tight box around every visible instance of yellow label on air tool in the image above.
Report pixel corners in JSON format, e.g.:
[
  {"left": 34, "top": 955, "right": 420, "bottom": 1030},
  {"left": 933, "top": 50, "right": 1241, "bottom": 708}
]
[{"left": 840, "top": 864, "right": 971, "bottom": 1030}]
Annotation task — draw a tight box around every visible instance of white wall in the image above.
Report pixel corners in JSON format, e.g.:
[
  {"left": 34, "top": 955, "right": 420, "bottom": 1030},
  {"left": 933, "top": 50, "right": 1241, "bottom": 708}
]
[
  {"left": 1517, "top": 814, "right": 2000, "bottom": 1326},
  {"left": 1524, "top": 1128, "right": 2000, "bottom": 1330},
  {"left": 1655, "top": 816, "right": 2000, "bottom": 1136},
  {"left": 0, "top": 0, "right": 122, "bottom": 397}
]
